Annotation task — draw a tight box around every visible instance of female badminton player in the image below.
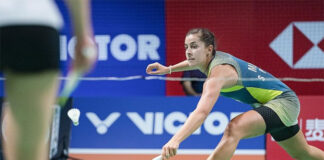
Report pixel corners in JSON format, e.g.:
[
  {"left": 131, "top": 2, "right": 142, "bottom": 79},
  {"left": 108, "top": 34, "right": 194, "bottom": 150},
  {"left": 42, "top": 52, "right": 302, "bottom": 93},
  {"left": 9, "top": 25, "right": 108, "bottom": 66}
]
[{"left": 146, "top": 28, "right": 324, "bottom": 160}]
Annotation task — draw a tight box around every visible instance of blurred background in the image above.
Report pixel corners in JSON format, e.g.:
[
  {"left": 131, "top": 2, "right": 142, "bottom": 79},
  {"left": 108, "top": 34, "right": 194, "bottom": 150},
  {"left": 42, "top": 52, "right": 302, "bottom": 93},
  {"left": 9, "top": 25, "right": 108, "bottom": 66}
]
[{"left": 1, "top": 0, "right": 323, "bottom": 159}]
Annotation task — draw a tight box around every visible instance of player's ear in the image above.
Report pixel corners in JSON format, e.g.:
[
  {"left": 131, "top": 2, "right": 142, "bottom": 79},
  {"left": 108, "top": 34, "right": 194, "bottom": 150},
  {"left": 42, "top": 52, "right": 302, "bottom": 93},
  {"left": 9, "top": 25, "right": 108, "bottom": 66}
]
[
  {"left": 206, "top": 45, "right": 213, "bottom": 57},
  {"left": 208, "top": 45, "right": 213, "bottom": 54}
]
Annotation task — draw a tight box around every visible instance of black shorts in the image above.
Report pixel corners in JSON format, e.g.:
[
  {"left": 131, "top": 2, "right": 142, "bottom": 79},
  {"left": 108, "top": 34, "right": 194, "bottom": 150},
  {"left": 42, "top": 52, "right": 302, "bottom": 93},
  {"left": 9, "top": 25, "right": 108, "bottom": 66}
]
[
  {"left": 254, "top": 106, "right": 300, "bottom": 141},
  {"left": 0, "top": 25, "right": 60, "bottom": 73}
]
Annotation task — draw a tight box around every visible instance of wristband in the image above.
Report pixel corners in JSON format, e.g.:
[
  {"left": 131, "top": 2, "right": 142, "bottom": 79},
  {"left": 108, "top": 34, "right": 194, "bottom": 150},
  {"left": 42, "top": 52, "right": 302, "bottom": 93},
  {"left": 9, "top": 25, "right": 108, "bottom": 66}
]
[{"left": 168, "top": 65, "right": 172, "bottom": 74}]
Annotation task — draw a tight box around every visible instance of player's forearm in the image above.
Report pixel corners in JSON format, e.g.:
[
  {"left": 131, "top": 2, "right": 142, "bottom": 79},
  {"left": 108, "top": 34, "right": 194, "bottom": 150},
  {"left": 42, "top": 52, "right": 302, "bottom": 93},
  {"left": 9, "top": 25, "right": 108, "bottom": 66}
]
[
  {"left": 65, "top": 0, "right": 93, "bottom": 38},
  {"left": 170, "top": 110, "right": 207, "bottom": 143},
  {"left": 170, "top": 60, "right": 196, "bottom": 73},
  {"left": 171, "top": 80, "right": 221, "bottom": 143}
]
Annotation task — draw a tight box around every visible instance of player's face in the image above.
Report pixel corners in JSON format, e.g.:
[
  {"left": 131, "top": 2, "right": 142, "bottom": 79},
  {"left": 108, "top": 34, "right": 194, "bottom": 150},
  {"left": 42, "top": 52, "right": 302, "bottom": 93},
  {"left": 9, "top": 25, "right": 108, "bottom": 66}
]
[{"left": 185, "top": 34, "right": 208, "bottom": 67}]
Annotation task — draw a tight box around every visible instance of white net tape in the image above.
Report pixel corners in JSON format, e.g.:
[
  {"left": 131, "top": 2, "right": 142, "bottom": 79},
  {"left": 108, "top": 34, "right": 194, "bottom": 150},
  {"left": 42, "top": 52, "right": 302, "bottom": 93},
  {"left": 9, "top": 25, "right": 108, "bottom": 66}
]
[
  {"left": 0, "top": 76, "right": 323, "bottom": 82},
  {"left": 65, "top": 76, "right": 323, "bottom": 82}
]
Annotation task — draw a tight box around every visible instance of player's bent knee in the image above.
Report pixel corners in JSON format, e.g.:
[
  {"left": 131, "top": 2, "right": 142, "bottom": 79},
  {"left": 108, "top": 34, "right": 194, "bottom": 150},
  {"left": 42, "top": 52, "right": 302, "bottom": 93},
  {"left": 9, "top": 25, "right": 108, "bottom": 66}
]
[{"left": 223, "top": 121, "right": 243, "bottom": 139}]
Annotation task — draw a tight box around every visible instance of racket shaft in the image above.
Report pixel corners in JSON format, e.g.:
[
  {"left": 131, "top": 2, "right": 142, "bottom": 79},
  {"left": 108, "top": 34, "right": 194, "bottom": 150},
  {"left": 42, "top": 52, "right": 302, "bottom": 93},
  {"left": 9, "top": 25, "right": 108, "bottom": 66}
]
[{"left": 59, "top": 70, "right": 82, "bottom": 106}]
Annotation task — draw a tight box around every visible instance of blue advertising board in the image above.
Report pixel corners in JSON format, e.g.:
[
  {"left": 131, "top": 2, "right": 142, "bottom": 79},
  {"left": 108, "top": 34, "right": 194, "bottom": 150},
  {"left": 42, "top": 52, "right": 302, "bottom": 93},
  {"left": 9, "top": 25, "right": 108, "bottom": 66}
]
[
  {"left": 70, "top": 96, "right": 265, "bottom": 150},
  {"left": 57, "top": 0, "right": 166, "bottom": 96}
]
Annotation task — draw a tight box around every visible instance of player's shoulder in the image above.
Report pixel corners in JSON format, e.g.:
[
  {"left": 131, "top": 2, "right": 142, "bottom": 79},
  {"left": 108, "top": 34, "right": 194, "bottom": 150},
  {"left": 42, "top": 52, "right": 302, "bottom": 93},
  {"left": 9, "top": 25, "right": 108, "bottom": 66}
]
[
  {"left": 215, "top": 51, "right": 232, "bottom": 58},
  {"left": 208, "top": 51, "right": 237, "bottom": 76},
  {"left": 209, "top": 63, "right": 237, "bottom": 77}
]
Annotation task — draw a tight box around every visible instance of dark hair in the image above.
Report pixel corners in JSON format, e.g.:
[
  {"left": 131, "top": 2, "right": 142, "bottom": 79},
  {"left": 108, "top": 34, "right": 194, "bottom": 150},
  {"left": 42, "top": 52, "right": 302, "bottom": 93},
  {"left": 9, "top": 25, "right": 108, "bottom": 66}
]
[{"left": 186, "top": 28, "right": 216, "bottom": 56}]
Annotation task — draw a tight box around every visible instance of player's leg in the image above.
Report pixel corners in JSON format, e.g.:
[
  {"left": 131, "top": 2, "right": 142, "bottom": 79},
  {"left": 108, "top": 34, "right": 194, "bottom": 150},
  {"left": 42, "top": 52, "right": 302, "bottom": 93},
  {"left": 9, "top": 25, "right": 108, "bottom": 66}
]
[
  {"left": 277, "top": 130, "right": 324, "bottom": 160},
  {"left": 207, "top": 109, "right": 266, "bottom": 160},
  {"left": 4, "top": 70, "right": 59, "bottom": 160},
  {"left": 264, "top": 95, "right": 324, "bottom": 159},
  {"left": 1, "top": 26, "right": 60, "bottom": 160}
]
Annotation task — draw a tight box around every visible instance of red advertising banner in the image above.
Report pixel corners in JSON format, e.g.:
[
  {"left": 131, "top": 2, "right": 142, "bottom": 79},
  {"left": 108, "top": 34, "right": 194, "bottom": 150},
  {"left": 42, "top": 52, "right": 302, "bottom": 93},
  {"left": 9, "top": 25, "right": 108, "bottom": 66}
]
[
  {"left": 266, "top": 95, "right": 324, "bottom": 160},
  {"left": 166, "top": 0, "right": 324, "bottom": 96}
]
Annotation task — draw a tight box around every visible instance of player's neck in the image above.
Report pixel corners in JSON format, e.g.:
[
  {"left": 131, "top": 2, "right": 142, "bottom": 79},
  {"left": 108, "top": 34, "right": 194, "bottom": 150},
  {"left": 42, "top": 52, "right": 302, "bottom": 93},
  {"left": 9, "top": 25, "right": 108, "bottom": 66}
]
[{"left": 199, "top": 55, "right": 214, "bottom": 75}]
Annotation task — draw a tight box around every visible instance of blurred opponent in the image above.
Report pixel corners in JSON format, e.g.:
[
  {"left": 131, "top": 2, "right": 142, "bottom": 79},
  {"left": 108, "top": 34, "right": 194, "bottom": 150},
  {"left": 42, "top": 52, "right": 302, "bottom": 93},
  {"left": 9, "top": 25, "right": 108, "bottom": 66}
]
[{"left": 0, "top": 0, "right": 96, "bottom": 160}]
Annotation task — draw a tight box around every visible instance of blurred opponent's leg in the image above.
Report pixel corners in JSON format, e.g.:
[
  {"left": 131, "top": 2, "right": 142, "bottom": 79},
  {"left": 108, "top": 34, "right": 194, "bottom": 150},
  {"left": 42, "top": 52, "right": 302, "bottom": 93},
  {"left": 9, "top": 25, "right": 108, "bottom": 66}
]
[{"left": 3, "top": 70, "right": 59, "bottom": 160}]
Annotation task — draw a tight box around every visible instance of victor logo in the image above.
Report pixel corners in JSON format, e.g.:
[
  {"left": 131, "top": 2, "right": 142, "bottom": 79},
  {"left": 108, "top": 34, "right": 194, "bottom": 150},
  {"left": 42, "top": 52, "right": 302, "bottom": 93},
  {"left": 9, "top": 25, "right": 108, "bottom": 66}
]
[
  {"left": 270, "top": 21, "right": 324, "bottom": 69},
  {"left": 85, "top": 111, "right": 242, "bottom": 136},
  {"left": 86, "top": 112, "right": 121, "bottom": 134}
]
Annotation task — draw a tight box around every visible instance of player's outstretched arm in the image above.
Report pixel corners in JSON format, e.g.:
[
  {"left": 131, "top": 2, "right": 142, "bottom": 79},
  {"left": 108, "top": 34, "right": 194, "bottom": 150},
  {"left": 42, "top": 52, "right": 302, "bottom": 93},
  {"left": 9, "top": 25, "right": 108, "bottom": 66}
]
[{"left": 146, "top": 60, "right": 196, "bottom": 75}]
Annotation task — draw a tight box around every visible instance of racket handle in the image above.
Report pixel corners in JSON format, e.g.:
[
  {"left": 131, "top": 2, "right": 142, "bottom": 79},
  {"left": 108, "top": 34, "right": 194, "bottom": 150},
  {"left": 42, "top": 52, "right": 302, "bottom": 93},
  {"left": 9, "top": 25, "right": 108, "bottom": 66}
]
[{"left": 152, "top": 155, "right": 162, "bottom": 160}]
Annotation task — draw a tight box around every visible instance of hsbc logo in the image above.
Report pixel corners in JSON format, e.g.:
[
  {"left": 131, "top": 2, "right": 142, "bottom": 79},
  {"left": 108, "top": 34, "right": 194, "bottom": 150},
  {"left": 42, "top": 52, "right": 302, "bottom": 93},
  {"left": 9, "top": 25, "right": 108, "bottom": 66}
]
[{"left": 270, "top": 21, "right": 324, "bottom": 69}]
